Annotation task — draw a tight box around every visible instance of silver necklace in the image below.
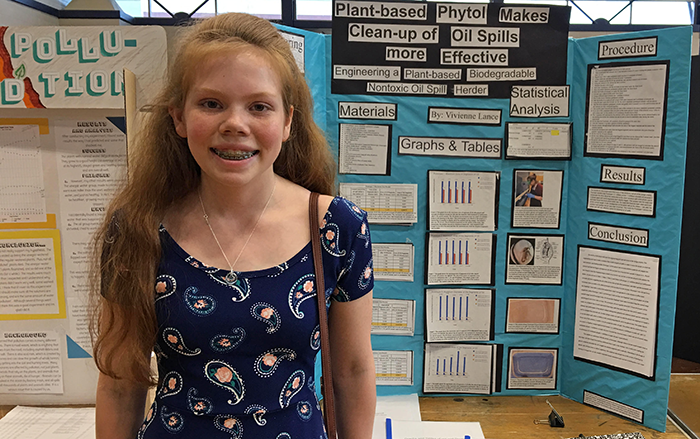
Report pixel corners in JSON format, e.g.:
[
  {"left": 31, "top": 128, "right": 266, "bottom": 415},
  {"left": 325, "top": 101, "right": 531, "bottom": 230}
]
[{"left": 197, "top": 180, "right": 277, "bottom": 285}]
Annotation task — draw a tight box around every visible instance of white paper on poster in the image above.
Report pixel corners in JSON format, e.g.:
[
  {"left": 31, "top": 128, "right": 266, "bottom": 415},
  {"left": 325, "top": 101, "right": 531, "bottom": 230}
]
[
  {"left": 0, "top": 331, "right": 63, "bottom": 394},
  {"left": 587, "top": 187, "right": 655, "bottom": 217},
  {"left": 423, "top": 343, "right": 494, "bottom": 394},
  {"left": 0, "top": 406, "right": 95, "bottom": 439},
  {"left": 278, "top": 30, "right": 305, "bottom": 73},
  {"left": 372, "top": 298, "right": 415, "bottom": 336},
  {"left": 54, "top": 119, "right": 127, "bottom": 299},
  {"left": 374, "top": 350, "right": 414, "bottom": 386},
  {"left": 574, "top": 247, "right": 659, "bottom": 378},
  {"left": 339, "top": 183, "right": 417, "bottom": 224},
  {"left": 67, "top": 296, "right": 92, "bottom": 354},
  {"left": 0, "top": 125, "right": 46, "bottom": 224},
  {"left": 338, "top": 124, "right": 390, "bottom": 175},
  {"left": 586, "top": 63, "right": 667, "bottom": 157},
  {"left": 428, "top": 171, "right": 497, "bottom": 231},
  {"left": 427, "top": 233, "right": 493, "bottom": 285},
  {"left": 0, "top": 236, "right": 60, "bottom": 315},
  {"left": 425, "top": 289, "right": 492, "bottom": 342},
  {"left": 512, "top": 170, "right": 563, "bottom": 228},
  {"left": 506, "top": 123, "right": 571, "bottom": 158},
  {"left": 373, "top": 243, "right": 414, "bottom": 282},
  {"left": 506, "top": 235, "right": 563, "bottom": 284}
]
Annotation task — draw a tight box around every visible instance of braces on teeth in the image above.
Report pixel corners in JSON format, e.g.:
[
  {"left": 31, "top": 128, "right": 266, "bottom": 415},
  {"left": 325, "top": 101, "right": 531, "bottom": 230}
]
[{"left": 214, "top": 149, "right": 256, "bottom": 160}]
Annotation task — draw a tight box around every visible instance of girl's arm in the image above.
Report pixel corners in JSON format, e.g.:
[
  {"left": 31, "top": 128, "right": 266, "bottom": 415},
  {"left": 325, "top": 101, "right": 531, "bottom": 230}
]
[
  {"left": 95, "top": 372, "right": 149, "bottom": 439},
  {"left": 328, "top": 291, "right": 376, "bottom": 439}
]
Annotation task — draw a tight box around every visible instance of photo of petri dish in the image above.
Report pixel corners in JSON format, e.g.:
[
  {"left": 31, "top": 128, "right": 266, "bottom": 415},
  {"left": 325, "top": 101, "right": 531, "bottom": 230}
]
[{"left": 510, "top": 239, "right": 534, "bottom": 265}]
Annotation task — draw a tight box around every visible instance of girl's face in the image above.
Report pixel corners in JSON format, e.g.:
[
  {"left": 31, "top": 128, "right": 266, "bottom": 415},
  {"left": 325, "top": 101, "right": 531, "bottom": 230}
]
[{"left": 170, "top": 47, "right": 293, "bottom": 190}]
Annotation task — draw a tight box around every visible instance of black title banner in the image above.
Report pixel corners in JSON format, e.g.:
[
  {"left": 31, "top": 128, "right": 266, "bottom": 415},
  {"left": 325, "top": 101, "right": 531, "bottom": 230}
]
[{"left": 331, "top": 1, "right": 570, "bottom": 98}]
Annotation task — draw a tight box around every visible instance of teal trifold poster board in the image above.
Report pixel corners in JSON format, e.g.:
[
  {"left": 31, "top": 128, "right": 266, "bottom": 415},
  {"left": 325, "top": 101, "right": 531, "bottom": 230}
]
[{"left": 277, "top": 16, "right": 692, "bottom": 432}]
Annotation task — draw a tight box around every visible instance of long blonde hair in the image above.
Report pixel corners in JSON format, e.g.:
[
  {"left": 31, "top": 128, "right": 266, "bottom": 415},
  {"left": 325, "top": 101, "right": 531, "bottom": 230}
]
[{"left": 90, "top": 13, "right": 336, "bottom": 385}]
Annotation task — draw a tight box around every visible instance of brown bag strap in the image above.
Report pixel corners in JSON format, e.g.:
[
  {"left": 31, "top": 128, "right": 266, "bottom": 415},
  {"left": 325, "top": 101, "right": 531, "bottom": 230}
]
[{"left": 309, "top": 192, "right": 337, "bottom": 438}]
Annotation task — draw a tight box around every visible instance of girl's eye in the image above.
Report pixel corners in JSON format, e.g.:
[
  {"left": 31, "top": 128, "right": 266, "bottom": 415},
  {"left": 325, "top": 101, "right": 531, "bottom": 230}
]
[
  {"left": 202, "top": 100, "right": 220, "bottom": 109},
  {"left": 251, "top": 103, "right": 269, "bottom": 112}
]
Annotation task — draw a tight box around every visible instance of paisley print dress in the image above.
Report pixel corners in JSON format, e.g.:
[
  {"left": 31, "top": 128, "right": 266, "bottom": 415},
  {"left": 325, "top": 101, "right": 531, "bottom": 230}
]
[{"left": 140, "top": 197, "right": 373, "bottom": 439}]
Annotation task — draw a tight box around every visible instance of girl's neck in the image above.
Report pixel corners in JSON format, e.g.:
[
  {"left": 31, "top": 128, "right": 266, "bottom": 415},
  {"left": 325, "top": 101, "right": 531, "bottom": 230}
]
[{"left": 198, "top": 172, "right": 278, "bottom": 217}]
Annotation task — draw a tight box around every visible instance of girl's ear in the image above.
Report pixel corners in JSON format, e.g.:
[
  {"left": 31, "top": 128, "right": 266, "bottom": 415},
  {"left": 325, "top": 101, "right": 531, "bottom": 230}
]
[
  {"left": 169, "top": 106, "right": 187, "bottom": 138},
  {"left": 283, "top": 106, "right": 294, "bottom": 142}
]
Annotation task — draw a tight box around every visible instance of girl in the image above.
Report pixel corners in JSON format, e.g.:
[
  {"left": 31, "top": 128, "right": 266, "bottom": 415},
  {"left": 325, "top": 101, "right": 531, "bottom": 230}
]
[{"left": 90, "top": 13, "right": 375, "bottom": 439}]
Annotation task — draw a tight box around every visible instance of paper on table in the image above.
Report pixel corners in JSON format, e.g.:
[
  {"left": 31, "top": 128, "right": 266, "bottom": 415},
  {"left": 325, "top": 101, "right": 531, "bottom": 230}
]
[
  {"left": 372, "top": 393, "right": 422, "bottom": 439},
  {"left": 0, "top": 406, "right": 95, "bottom": 439},
  {"left": 390, "top": 420, "right": 485, "bottom": 439}
]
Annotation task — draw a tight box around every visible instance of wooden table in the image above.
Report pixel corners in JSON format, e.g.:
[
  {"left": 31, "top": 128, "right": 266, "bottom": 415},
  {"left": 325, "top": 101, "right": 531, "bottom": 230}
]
[
  {"left": 0, "top": 394, "right": 689, "bottom": 439},
  {"left": 419, "top": 394, "right": 684, "bottom": 439}
]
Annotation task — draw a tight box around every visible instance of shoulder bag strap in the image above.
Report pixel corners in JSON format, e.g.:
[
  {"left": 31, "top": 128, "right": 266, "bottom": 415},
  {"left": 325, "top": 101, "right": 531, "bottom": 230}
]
[{"left": 309, "top": 192, "right": 338, "bottom": 438}]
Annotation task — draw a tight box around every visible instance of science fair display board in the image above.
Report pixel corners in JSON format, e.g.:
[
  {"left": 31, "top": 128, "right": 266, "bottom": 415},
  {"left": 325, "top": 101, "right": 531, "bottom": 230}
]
[
  {"left": 0, "top": 25, "right": 167, "bottom": 404},
  {"left": 315, "top": 1, "right": 687, "bottom": 432},
  {"left": 0, "top": 9, "right": 691, "bottom": 433}
]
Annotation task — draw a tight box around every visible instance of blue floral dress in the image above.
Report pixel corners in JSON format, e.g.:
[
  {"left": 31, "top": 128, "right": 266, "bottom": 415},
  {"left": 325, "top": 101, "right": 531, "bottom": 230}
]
[{"left": 138, "top": 197, "right": 373, "bottom": 439}]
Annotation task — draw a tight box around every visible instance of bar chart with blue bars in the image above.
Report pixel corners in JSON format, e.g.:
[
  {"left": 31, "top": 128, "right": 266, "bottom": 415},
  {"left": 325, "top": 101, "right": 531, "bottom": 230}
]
[
  {"left": 427, "top": 233, "right": 494, "bottom": 285},
  {"left": 441, "top": 179, "right": 473, "bottom": 204},
  {"left": 424, "top": 343, "right": 495, "bottom": 394},
  {"left": 426, "top": 289, "right": 493, "bottom": 342},
  {"left": 436, "top": 237, "right": 471, "bottom": 266},
  {"left": 428, "top": 171, "right": 498, "bottom": 231}
]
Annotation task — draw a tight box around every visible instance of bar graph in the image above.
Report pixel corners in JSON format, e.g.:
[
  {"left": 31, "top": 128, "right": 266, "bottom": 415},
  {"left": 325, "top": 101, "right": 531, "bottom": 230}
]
[
  {"left": 437, "top": 292, "right": 469, "bottom": 322},
  {"left": 437, "top": 238, "right": 470, "bottom": 266},
  {"left": 434, "top": 349, "right": 469, "bottom": 376},
  {"left": 424, "top": 343, "right": 495, "bottom": 394},
  {"left": 440, "top": 180, "right": 473, "bottom": 204}
]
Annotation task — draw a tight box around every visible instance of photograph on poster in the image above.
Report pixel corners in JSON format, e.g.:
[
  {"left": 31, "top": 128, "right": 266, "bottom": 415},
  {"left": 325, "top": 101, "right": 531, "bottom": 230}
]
[
  {"left": 371, "top": 298, "right": 415, "bottom": 336},
  {"left": 374, "top": 350, "right": 414, "bottom": 386},
  {"left": 338, "top": 123, "right": 391, "bottom": 175},
  {"left": 505, "top": 234, "right": 563, "bottom": 285},
  {"left": 512, "top": 170, "right": 563, "bottom": 228},
  {"left": 426, "top": 232, "right": 495, "bottom": 285},
  {"left": 507, "top": 347, "right": 558, "bottom": 390},
  {"left": 339, "top": 182, "right": 417, "bottom": 225},
  {"left": 425, "top": 288, "right": 494, "bottom": 342},
  {"left": 506, "top": 298, "right": 560, "bottom": 334},
  {"left": 587, "top": 187, "right": 656, "bottom": 217},
  {"left": 428, "top": 170, "right": 499, "bottom": 231},
  {"left": 373, "top": 243, "right": 414, "bottom": 282},
  {"left": 584, "top": 61, "right": 669, "bottom": 160},
  {"left": 505, "top": 122, "right": 572, "bottom": 159},
  {"left": 423, "top": 343, "right": 499, "bottom": 394},
  {"left": 574, "top": 246, "right": 660, "bottom": 379}
]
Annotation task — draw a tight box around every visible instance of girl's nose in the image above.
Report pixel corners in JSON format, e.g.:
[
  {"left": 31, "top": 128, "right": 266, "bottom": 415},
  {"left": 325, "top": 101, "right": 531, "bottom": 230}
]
[{"left": 220, "top": 108, "right": 249, "bottom": 135}]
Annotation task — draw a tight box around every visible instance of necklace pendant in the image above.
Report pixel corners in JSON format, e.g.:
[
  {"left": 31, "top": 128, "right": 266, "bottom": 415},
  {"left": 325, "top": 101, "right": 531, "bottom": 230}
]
[{"left": 225, "top": 271, "right": 238, "bottom": 284}]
